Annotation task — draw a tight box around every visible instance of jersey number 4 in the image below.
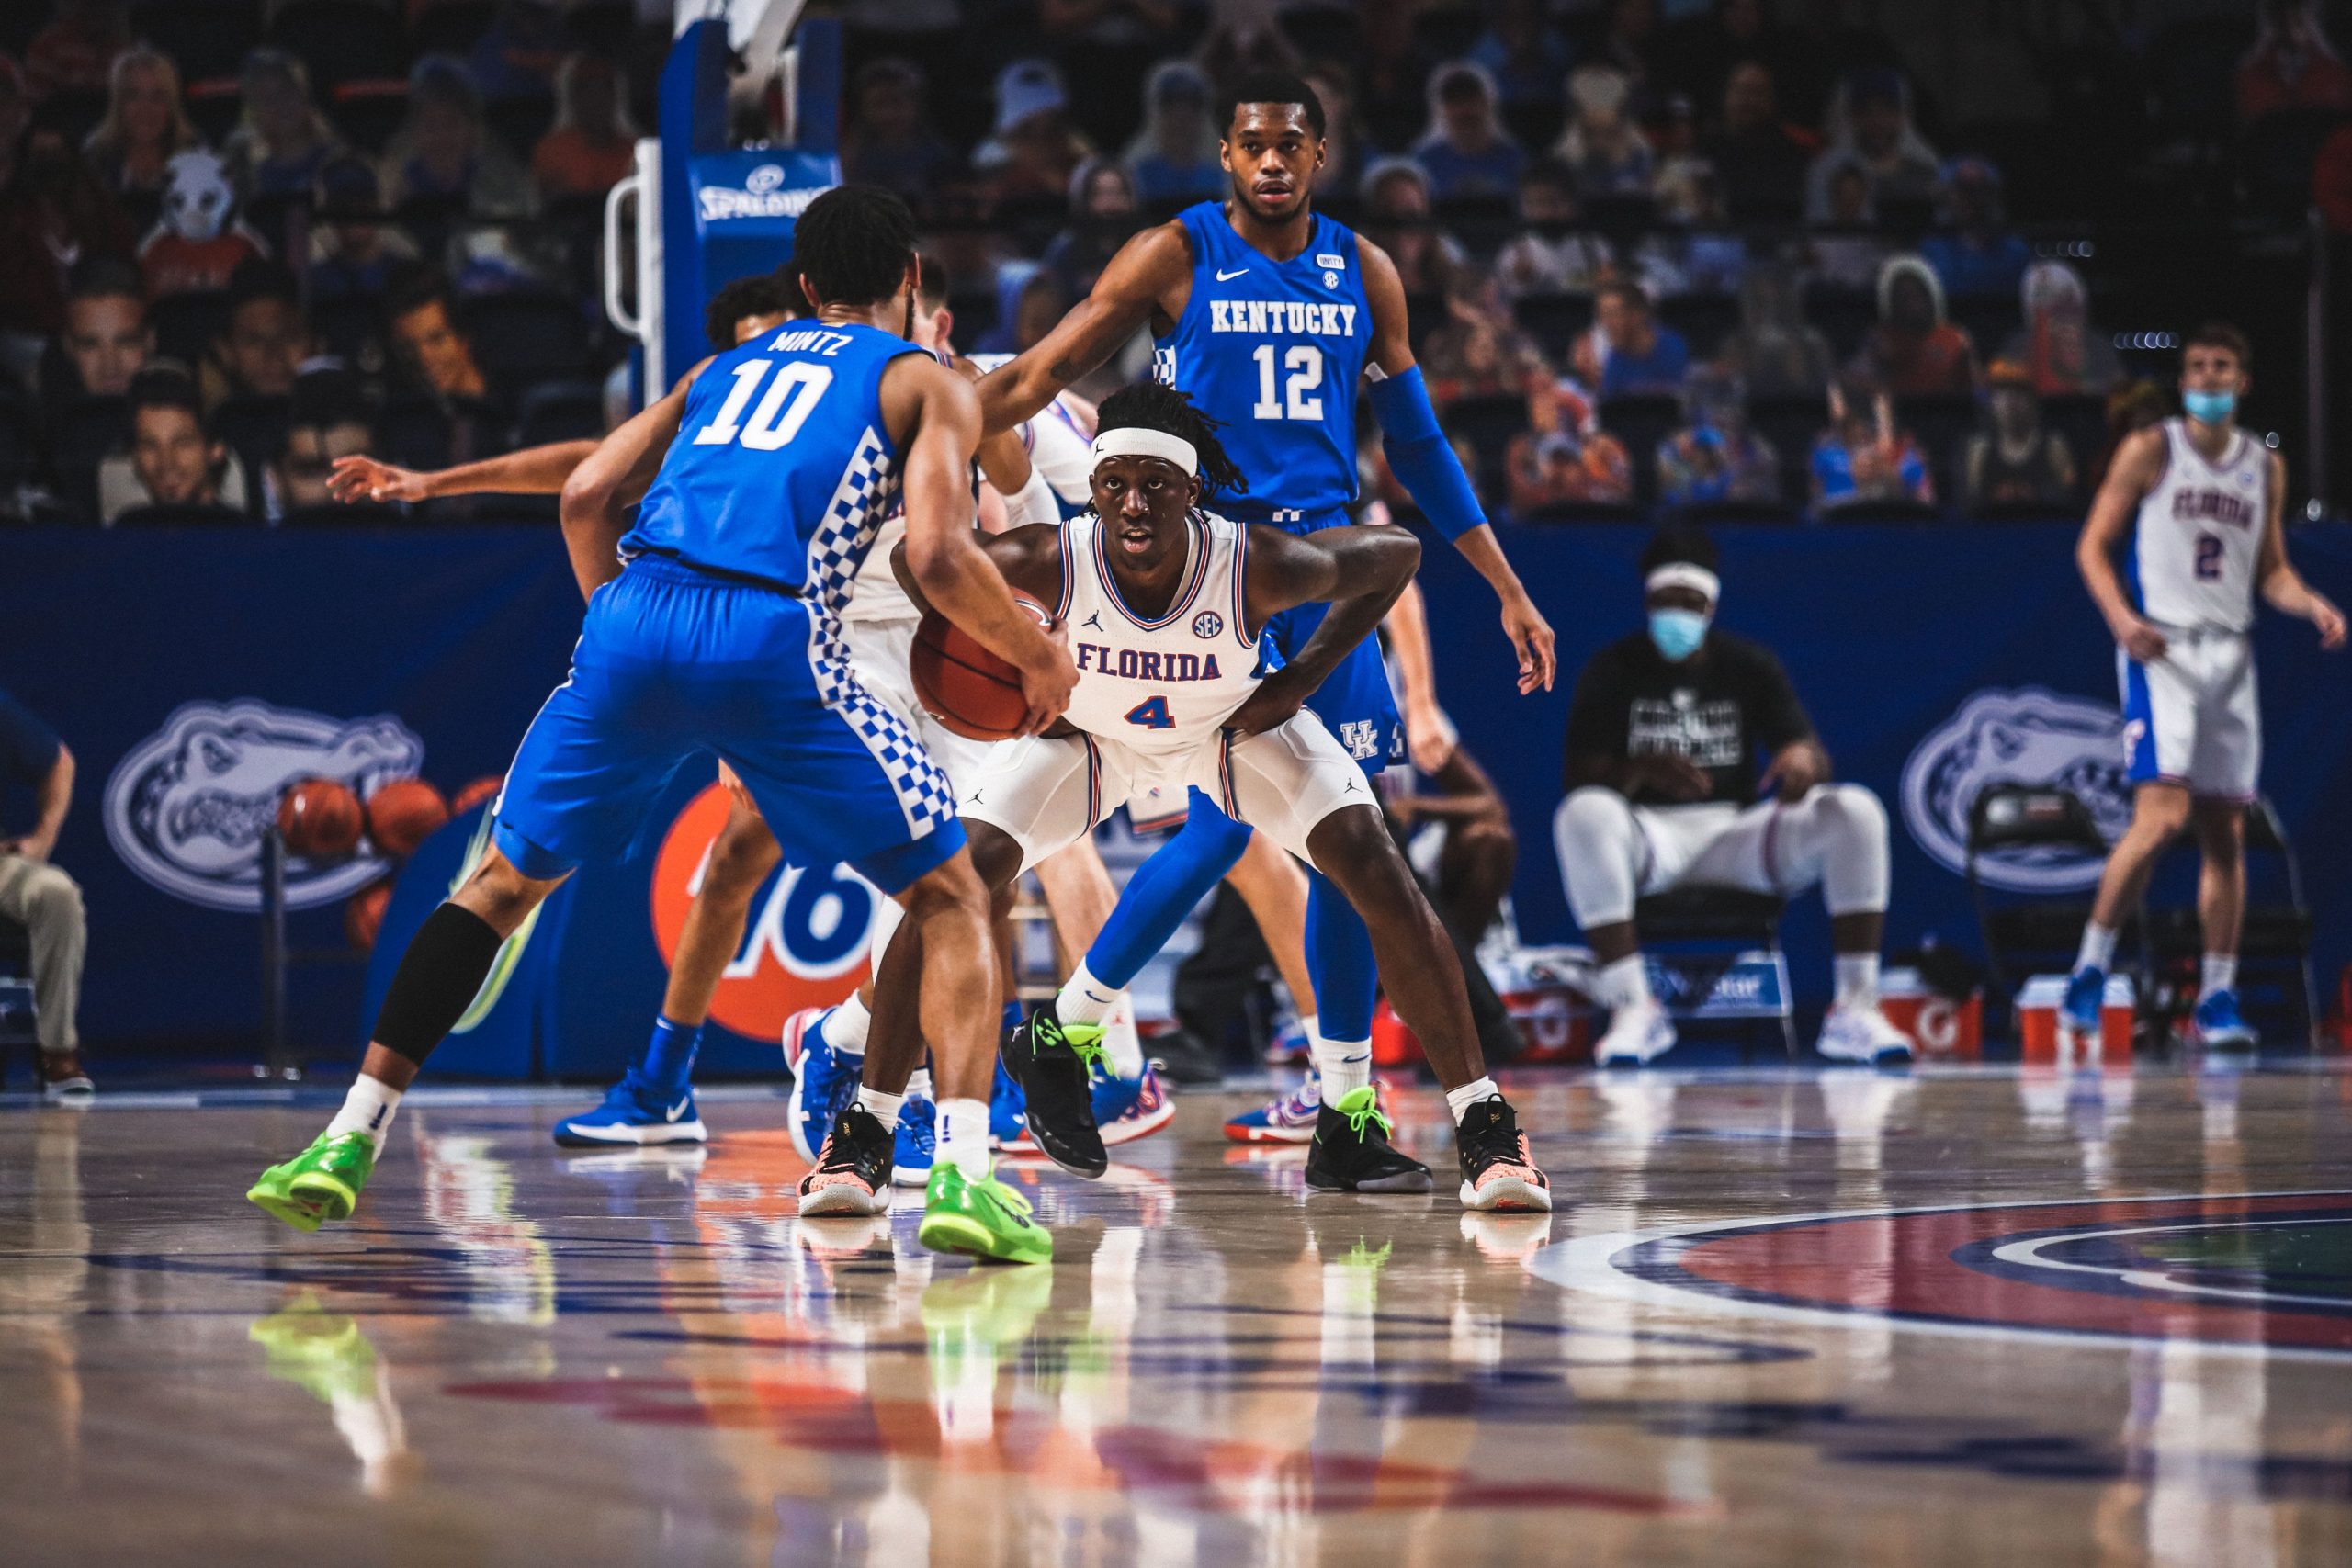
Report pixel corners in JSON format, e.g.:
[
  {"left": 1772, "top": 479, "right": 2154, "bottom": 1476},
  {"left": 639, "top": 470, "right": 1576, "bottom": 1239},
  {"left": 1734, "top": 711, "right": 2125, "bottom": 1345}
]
[
  {"left": 1125, "top": 695, "right": 1175, "bottom": 729},
  {"left": 1250, "top": 344, "right": 1324, "bottom": 422},
  {"left": 694, "top": 360, "right": 835, "bottom": 450}
]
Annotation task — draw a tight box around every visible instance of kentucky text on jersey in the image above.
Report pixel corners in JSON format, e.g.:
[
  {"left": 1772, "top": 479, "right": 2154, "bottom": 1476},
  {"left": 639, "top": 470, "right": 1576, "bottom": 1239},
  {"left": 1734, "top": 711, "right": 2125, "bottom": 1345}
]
[
  {"left": 2170, "top": 487, "right": 2257, "bottom": 527},
  {"left": 1206, "top": 299, "right": 1360, "bottom": 339},
  {"left": 1071, "top": 644, "right": 1227, "bottom": 682}
]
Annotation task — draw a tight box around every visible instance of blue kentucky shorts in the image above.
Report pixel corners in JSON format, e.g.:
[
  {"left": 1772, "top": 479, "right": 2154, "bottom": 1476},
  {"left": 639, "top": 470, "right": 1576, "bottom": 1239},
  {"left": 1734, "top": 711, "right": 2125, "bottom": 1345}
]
[
  {"left": 492, "top": 554, "right": 965, "bottom": 894},
  {"left": 1254, "top": 507, "right": 1406, "bottom": 775}
]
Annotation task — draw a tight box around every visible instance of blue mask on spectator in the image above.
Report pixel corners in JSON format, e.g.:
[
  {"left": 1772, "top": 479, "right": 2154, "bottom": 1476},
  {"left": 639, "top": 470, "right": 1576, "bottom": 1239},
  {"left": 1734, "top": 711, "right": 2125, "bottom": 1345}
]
[
  {"left": 2182, "top": 389, "right": 2236, "bottom": 423},
  {"left": 1649, "top": 609, "right": 1710, "bottom": 661}
]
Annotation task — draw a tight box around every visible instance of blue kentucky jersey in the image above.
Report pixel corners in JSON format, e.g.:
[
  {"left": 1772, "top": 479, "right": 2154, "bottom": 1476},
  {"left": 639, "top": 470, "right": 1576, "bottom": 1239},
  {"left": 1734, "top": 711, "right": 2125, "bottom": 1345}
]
[
  {"left": 624, "top": 321, "right": 924, "bottom": 606},
  {"left": 1155, "top": 203, "right": 1374, "bottom": 520}
]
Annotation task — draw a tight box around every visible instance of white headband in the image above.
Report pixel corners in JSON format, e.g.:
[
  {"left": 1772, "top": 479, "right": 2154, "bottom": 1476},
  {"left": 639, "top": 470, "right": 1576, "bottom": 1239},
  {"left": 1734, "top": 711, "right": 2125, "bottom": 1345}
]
[
  {"left": 1645, "top": 562, "right": 1720, "bottom": 604},
  {"left": 1091, "top": 427, "right": 1197, "bottom": 476}
]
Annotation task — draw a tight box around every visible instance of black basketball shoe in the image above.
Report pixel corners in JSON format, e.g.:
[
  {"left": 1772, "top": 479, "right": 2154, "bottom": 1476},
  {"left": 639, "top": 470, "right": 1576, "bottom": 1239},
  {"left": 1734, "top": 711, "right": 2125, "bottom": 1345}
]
[
  {"left": 1305, "top": 1085, "right": 1433, "bottom": 1193},
  {"left": 1001, "top": 1001, "right": 1109, "bottom": 1179},
  {"left": 797, "top": 1103, "right": 896, "bottom": 1217}
]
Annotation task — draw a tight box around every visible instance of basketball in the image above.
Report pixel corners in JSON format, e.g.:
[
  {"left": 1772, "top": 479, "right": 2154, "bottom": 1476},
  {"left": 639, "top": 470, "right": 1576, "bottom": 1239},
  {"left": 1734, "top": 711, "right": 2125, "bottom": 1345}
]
[
  {"left": 910, "top": 593, "right": 1051, "bottom": 741},
  {"left": 366, "top": 777, "right": 451, "bottom": 857},
  {"left": 452, "top": 774, "right": 503, "bottom": 816},
  {"left": 276, "top": 778, "right": 364, "bottom": 858},
  {"left": 344, "top": 879, "right": 391, "bottom": 952}
]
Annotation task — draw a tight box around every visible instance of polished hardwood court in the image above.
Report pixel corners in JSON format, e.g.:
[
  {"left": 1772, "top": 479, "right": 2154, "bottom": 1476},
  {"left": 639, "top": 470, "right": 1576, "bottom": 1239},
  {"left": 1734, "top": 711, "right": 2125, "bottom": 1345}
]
[{"left": 3, "top": 1065, "right": 2348, "bottom": 1566}]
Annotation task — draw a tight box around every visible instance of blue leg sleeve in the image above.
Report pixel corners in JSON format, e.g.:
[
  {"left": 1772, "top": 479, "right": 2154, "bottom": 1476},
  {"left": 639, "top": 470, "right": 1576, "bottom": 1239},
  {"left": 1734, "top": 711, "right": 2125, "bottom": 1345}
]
[
  {"left": 1305, "top": 870, "right": 1378, "bottom": 1043},
  {"left": 1083, "top": 788, "right": 1254, "bottom": 989}
]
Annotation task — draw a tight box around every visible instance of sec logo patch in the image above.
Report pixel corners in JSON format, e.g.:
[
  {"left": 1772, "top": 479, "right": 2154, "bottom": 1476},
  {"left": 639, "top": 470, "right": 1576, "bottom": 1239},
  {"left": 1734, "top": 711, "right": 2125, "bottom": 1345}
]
[
  {"left": 1193, "top": 611, "right": 1225, "bottom": 639},
  {"left": 649, "top": 784, "right": 876, "bottom": 1039}
]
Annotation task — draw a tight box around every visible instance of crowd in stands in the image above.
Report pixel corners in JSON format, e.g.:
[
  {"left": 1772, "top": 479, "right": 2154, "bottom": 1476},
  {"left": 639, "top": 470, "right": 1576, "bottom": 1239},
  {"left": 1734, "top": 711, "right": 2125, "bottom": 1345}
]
[{"left": 0, "top": 0, "right": 2326, "bottom": 526}]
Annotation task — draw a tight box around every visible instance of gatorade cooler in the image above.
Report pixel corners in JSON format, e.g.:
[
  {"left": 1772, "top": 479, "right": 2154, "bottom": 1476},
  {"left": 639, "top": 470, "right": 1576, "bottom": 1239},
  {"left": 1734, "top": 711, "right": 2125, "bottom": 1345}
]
[
  {"left": 1370, "top": 998, "right": 1422, "bottom": 1067},
  {"left": 1501, "top": 985, "right": 1593, "bottom": 1065},
  {"left": 1879, "top": 967, "right": 1982, "bottom": 1061},
  {"left": 2017, "top": 973, "right": 2133, "bottom": 1062}
]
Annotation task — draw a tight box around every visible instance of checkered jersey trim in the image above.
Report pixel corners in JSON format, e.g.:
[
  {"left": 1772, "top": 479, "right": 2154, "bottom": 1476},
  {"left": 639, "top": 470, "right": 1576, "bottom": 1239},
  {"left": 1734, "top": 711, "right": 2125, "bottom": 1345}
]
[
  {"left": 1152, "top": 345, "right": 1176, "bottom": 385},
  {"left": 803, "top": 429, "right": 957, "bottom": 835}
]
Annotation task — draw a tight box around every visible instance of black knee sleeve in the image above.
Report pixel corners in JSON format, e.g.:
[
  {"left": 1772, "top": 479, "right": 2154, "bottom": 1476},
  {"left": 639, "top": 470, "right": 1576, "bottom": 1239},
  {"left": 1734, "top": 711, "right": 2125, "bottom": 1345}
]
[{"left": 371, "top": 903, "right": 505, "bottom": 1066}]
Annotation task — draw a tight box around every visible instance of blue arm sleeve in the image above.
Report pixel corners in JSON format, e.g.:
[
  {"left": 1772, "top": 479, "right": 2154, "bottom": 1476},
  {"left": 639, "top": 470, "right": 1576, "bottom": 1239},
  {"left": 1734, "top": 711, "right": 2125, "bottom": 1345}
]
[{"left": 1367, "top": 365, "right": 1487, "bottom": 543}]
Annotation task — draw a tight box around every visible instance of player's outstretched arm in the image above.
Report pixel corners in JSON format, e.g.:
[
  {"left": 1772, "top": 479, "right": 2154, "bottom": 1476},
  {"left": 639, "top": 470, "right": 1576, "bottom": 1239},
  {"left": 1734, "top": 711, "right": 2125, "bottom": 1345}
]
[
  {"left": 1357, "top": 235, "right": 1555, "bottom": 694},
  {"left": 2254, "top": 450, "right": 2347, "bottom": 649},
  {"left": 891, "top": 358, "right": 1077, "bottom": 733},
  {"left": 2075, "top": 426, "right": 2170, "bottom": 661},
  {"left": 329, "top": 443, "right": 602, "bottom": 504},
  {"left": 1227, "top": 524, "right": 1420, "bottom": 736},
  {"left": 554, "top": 364, "right": 706, "bottom": 602},
  {"left": 973, "top": 223, "right": 1192, "bottom": 434}
]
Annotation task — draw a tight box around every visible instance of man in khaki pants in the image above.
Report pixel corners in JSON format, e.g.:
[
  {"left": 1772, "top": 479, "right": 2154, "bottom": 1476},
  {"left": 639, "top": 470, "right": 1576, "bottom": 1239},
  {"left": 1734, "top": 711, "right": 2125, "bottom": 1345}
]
[{"left": 0, "top": 688, "right": 90, "bottom": 1099}]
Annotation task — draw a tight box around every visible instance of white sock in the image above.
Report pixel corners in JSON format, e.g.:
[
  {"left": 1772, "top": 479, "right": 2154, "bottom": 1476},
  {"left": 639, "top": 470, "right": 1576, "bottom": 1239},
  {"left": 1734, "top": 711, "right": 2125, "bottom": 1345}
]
[
  {"left": 857, "top": 1085, "right": 904, "bottom": 1124},
  {"left": 325, "top": 1075, "right": 403, "bottom": 1153},
  {"left": 1308, "top": 1021, "right": 1373, "bottom": 1102},
  {"left": 1296, "top": 1013, "right": 1318, "bottom": 1061},
  {"left": 936, "top": 1097, "right": 991, "bottom": 1179},
  {"left": 2202, "top": 953, "right": 2237, "bottom": 995},
  {"left": 1833, "top": 953, "right": 1881, "bottom": 1009},
  {"left": 1595, "top": 953, "right": 1652, "bottom": 1011},
  {"left": 1055, "top": 959, "right": 1120, "bottom": 1025},
  {"left": 828, "top": 993, "right": 872, "bottom": 1054},
  {"left": 2075, "top": 922, "right": 2118, "bottom": 975},
  {"left": 904, "top": 1066, "right": 933, "bottom": 1101},
  {"left": 1102, "top": 996, "right": 1145, "bottom": 1077},
  {"left": 1445, "top": 1076, "right": 1501, "bottom": 1124}
]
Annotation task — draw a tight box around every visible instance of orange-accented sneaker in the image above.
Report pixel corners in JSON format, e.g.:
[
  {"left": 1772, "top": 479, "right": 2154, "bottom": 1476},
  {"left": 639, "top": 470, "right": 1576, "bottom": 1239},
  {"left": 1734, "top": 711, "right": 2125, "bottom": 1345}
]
[
  {"left": 1454, "top": 1095, "right": 1552, "bottom": 1213},
  {"left": 797, "top": 1104, "right": 894, "bottom": 1217}
]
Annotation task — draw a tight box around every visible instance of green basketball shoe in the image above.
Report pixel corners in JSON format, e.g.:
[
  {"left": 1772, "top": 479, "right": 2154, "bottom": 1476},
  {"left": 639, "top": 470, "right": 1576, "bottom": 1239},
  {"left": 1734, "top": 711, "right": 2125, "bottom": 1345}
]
[
  {"left": 917, "top": 1161, "right": 1053, "bottom": 1265},
  {"left": 247, "top": 1131, "right": 377, "bottom": 1232}
]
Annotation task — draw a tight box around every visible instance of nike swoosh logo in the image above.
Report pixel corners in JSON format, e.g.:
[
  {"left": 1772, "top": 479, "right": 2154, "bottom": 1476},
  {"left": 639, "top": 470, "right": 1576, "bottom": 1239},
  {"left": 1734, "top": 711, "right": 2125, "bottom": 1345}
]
[
  {"left": 1216, "top": 267, "right": 1250, "bottom": 281},
  {"left": 667, "top": 1098, "right": 691, "bottom": 1122}
]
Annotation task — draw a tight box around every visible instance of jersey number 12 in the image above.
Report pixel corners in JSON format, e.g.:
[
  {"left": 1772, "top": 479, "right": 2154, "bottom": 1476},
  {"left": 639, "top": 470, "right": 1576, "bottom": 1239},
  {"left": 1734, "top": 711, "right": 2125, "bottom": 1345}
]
[
  {"left": 1250, "top": 344, "right": 1324, "bottom": 422},
  {"left": 694, "top": 360, "right": 835, "bottom": 450}
]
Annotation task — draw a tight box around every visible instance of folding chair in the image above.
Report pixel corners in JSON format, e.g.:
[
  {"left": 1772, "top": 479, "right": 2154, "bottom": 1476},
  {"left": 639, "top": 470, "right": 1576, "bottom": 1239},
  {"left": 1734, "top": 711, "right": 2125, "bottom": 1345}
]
[
  {"left": 2141, "top": 797, "right": 2318, "bottom": 1047},
  {"left": 1634, "top": 886, "right": 1796, "bottom": 1059},
  {"left": 1967, "top": 783, "right": 2114, "bottom": 1034}
]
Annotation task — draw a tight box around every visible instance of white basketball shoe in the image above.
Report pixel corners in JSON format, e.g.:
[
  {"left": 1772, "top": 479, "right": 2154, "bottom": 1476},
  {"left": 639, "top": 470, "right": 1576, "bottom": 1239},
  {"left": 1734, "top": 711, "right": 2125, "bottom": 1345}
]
[{"left": 1594, "top": 998, "right": 1677, "bottom": 1066}]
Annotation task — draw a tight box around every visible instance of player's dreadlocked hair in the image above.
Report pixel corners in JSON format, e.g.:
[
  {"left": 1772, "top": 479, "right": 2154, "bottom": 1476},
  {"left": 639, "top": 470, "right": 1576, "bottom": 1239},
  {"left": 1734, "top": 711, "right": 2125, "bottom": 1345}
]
[
  {"left": 1093, "top": 381, "right": 1250, "bottom": 498},
  {"left": 792, "top": 185, "right": 918, "bottom": 307}
]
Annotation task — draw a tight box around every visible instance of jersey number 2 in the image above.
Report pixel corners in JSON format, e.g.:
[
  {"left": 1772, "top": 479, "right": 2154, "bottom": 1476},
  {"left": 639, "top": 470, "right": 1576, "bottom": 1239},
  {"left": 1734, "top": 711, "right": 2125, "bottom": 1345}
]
[
  {"left": 1125, "top": 695, "right": 1175, "bottom": 730},
  {"left": 1250, "top": 344, "right": 1324, "bottom": 422},
  {"left": 2194, "top": 533, "right": 2223, "bottom": 580},
  {"left": 694, "top": 360, "right": 835, "bottom": 450}
]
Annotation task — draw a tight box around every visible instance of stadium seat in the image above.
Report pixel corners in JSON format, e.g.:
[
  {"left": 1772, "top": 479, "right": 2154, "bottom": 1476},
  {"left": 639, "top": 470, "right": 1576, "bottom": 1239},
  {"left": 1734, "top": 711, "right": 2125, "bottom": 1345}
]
[
  {"left": 2148, "top": 15, "right": 2256, "bottom": 143},
  {"left": 1801, "top": 282, "right": 1876, "bottom": 358},
  {"left": 111, "top": 502, "right": 252, "bottom": 528},
  {"left": 379, "top": 398, "right": 456, "bottom": 472},
  {"left": 47, "top": 398, "right": 130, "bottom": 519},
  {"left": 212, "top": 395, "right": 292, "bottom": 490},
  {"left": 41, "top": 89, "right": 107, "bottom": 151},
  {"left": 459, "top": 291, "right": 600, "bottom": 387},
  {"left": 1597, "top": 393, "right": 1680, "bottom": 502},
  {"left": 1950, "top": 296, "right": 2019, "bottom": 356},
  {"left": 1634, "top": 887, "right": 1795, "bottom": 1059},
  {"left": 130, "top": 0, "right": 265, "bottom": 87},
  {"left": 1816, "top": 496, "right": 1943, "bottom": 524},
  {"left": 1511, "top": 292, "right": 1595, "bottom": 360},
  {"left": 412, "top": 0, "right": 498, "bottom": 57},
  {"left": 282, "top": 501, "right": 403, "bottom": 527},
  {"left": 1442, "top": 392, "right": 1529, "bottom": 491},
  {"left": 1967, "top": 783, "right": 2116, "bottom": 1032},
  {"left": 0, "top": 397, "right": 40, "bottom": 490},
  {"left": 1518, "top": 500, "right": 1644, "bottom": 525},
  {"left": 486, "top": 96, "right": 558, "bottom": 159},
  {"left": 1500, "top": 103, "right": 1566, "bottom": 158},
  {"left": 270, "top": 0, "right": 412, "bottom": 93},
  {"left": 516, "top": 381, "right": 608, "bottom": 447},
  {"left": 1670, "top": 498, "right": 1802, "bottom": 526},
  {"left": 150, "top": 291, "right": 231, "bottom": 368},
  {"left": 1278, "top": 8, "right": 1361, "bottom": 64},
  {"left": 311, "top": 296, "right": 389, "bottom": 367},
  {"left": 2239, "top": 108, "right": 2352, "bottom": 220},
  {"left": 185, "top": 80, "right": 246, "bottom": 145},
  {"left": 564, "top": 0, "right": 638, "bottom": 57},
  {"left": 1895, "top": 391, "right": 1981, "bottom": 500},
  {"left": 0, "top": 915, "right": 36, "bottom": 1052},
  {"left": 332, "top": 81, "right": 412, "bottom": 156},
  {"left": 1657, "top": 293, "right": 1740, "bottom": 360}
]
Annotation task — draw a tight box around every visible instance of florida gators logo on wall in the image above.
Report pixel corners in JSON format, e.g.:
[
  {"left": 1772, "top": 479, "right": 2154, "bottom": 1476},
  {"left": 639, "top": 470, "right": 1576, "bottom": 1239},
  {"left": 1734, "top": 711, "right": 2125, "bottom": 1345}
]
[{"left": 648, "top": 784, "right": 878, "bottom": 1040}]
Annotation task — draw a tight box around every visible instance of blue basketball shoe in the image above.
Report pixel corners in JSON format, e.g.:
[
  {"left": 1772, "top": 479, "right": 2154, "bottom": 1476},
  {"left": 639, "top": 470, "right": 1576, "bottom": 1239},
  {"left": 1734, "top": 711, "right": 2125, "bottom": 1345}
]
[
  {"left": 2191, "top": 987, "right": 2258, "bottom": 1052},
  {"left": 2060, "top": 966, "right": 2105, "bottom": 1041},
  {"left": 1223, "top": 1074, "right": 1322, "bottom": 1145},
  {"left": 1092, "top": 1064, "right": 1175, "bottom": 1146},
  {"left": 552, "top": 1068, "right": 707, "bottom": 1147},
  {"left": 989, "top": 1056, "right": 1034, "bottom": 1152},
  {"left": 893, "top": 1092, "right": 937, "bottom": 1189},
  {"left": 784, "top": 1006, "right": 862, "bottom": 1164}
]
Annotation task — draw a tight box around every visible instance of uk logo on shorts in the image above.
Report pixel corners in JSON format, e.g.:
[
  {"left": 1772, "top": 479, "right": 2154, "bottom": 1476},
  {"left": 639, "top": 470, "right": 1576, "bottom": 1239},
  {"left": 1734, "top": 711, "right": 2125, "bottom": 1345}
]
[
  {"left": 649, "top": 784, "right": 879, "bottom": 1040},
  {"left": 1192, "top": 611, "right": 1225, "bottom": 639},
  {"left": 104, "top": 699, "right": 422, "bottom": 910},
  {"left": 1899, "top": 686, "right": 2129, "bottom": 891}
]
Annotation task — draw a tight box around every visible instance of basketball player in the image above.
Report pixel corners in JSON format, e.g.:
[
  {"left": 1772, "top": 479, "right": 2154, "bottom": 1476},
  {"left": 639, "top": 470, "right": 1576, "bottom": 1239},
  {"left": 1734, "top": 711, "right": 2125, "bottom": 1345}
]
[
  {"left": 883, "top": 382, "right": 1549, "bottom": 1210},
  {"left": 250, "top": 187, "right": 1077, "bottom": 1267},
  {"left": 2064, "top": 322, "right": 2343, "bottom": 1049},
  {"left": 972, "top": 71, "right": 1557, "bottom": 1129}
]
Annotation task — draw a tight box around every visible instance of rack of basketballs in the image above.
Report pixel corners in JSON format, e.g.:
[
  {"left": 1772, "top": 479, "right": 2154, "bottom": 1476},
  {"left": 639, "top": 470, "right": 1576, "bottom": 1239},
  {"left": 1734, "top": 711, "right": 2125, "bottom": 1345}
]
[{"left": 276, "top": 774, "right": 503, "bottom": 953}]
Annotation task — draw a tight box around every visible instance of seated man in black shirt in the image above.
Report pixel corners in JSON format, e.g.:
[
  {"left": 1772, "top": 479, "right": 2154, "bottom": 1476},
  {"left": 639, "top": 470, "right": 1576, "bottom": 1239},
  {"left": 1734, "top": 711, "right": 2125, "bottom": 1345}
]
[{"left": 1553, "top": 527, "right": 1912, "bottom": 1066}]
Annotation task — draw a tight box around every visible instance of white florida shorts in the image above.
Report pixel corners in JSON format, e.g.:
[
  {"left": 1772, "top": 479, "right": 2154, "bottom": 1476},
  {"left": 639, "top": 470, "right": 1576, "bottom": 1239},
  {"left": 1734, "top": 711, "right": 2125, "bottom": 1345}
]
[
  {"left": 959, "top": 709, "right": 1375, "bottom": 874},
  {"left": 2120, "top": 628, "right": 2259, "bottom": 800},
  {"left": 841, "top": 615, "right": 1003, "bottom": 790}
]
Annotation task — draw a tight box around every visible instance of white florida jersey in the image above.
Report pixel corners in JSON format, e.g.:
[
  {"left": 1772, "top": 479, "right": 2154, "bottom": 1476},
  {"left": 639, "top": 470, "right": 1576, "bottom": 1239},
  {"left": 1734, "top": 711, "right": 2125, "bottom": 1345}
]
[
  {"left": 1056, "top": 511, "right": 1263, "bottom": 757},
  {"left": 2132, "top": 417, "right": 2268, "bottom": 633}
]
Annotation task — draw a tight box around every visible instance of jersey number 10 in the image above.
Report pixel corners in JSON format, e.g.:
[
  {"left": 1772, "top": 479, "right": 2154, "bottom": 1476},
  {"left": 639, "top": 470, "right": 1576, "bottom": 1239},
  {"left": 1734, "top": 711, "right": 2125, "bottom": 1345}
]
[
  {"left": 1250, "top": 344, "right": 1324, "bottom": 422},
  {"left": 694, "top": 360, "right": 836, "bottom": 450}
]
